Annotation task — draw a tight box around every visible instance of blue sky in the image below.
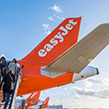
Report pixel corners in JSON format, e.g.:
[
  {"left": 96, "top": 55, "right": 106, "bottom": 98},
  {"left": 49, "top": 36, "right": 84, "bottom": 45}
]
[{"left": 0, "top": 0, "right": 109, "bottom": 108}]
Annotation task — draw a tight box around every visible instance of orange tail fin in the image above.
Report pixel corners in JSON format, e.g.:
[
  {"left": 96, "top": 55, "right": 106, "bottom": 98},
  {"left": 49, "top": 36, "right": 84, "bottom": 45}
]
[
  {"left": 27, "top": 91, "right": 40, "bottom": 101},
  {"left": 26, "top": 91, "right": 41, "bottom": 107},
  {"left": 21, "top": 17, "right": 81, "bottom": 65},
  {"left": 42, "top": 97, "right": 50, "bottom": 108}
]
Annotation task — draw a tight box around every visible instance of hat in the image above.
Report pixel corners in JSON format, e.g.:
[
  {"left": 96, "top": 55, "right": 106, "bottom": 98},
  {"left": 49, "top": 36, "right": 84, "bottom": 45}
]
[{"left": 0, "top": 54, "right": 6, "bottom": 59}]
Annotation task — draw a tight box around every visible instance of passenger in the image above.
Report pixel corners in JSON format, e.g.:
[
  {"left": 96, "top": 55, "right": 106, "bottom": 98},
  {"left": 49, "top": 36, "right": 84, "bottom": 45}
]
[
  {"left": 0, "top": 70, "right": 15, "bottom": 109},
  {"left": 40, "top": 105, "right": 42, "bottom": 109},
  {"left": 0, "top": 56, "right": 6, "bottom": 67},
  {"left": 0, "top": 57, "right": 2, "bottom": 83},
  {"left": 13, "top": 58, "right": 20, "bottom": 73},
  {"left": 20, "top": 99, "right": 26, "bottom": 109},
  {"left": 0, "top": 56, "right": 7, "bottom": 84},
  {"left": 8, "top": 58, "right": 18, "bottom": 77},
  {"left": 0, "top": 56, "right": 7, "bottom": 73}
]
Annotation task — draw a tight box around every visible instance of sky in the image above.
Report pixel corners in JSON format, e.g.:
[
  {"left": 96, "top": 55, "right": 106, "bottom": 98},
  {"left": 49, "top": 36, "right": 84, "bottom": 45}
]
[{"left": 0, "top": 0, "right": 109, "bottom": 108}]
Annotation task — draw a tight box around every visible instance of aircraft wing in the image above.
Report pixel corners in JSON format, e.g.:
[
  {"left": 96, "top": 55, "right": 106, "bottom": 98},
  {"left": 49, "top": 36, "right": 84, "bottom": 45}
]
[{"left": 43, "top": 24, "right": 109, "bottom": 74}]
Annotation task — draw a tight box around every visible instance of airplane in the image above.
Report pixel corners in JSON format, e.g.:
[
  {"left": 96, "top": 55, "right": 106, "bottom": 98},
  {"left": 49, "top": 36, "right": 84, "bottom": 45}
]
[
  {"left": 28, "top": 97, "right": 50, "bottom": 109},
  {"left": 25, "top": 91, "right": 41, "bottom": 108},
  {"left": 0, "top": 91, "right": 40, "bottom": 108},
  {"left": 15, "top": 17, "right": 109, "bottom": 96},
  {"left": 41, "top": 97, "right": 50, "bottom": 108},
  {"left": 15, "top": 91, "right": 49, "bottom": 109}
]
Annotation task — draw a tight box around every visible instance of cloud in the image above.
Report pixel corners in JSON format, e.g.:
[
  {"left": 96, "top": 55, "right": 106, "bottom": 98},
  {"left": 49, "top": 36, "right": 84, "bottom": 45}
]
[
  {"left": 87, "top": 78, "right": 109, "bottom": 86},
  {"left": 96, "top": 89, "right": 109, "bottom": 98},
  {"left": 57, "top": 16, "right": 65, "bottom": 20},
  {"left": 70, "top": 78, "right": 109, "bottom": 99},
  {"left": 72, "top": 94, "right": 81, "bottom": 99},
  {"left": 42, "top": 24, "right": 50, "bottom": 30},
  {"left": 49, "top": 5, "right": 62, "bottom": 13},
  {"left": 45, "top": 30, "right": 51, "bottom": 35},
  {"left": 83, "top": 80, "right": 93, "bottom": 88},
  {"left": 42, "top": 24, "right": 51, "bottom": 35},
  {"left": 48, "top": 5, "right": 64, "bottom": 22},
  {"left": 80, "top": 78, "right": 109, "bottom": 90},
  {"left": 64, "top": 87, "right": 68, "bottom": 91},
  {"left": 73, "top": 87, "right": 95, "bottom": 96},
  {"left": 72, "top": 86, "right": 109, "bottom": 99},
  {"left": 48, "top": 15, "right": 65, "bottom": 22},
  {"left": 63, "top": 77, "right": 109, "bottom": 99},
  {"left": 48, "top": 16, "right": 55, "bottom": 21}
]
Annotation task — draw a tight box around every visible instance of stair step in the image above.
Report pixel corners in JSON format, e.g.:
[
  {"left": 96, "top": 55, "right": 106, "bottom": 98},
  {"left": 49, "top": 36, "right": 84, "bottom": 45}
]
[
  {"left": 0, "top": 104, "right": 9, "bottom": 109},
  {"left": 0, "top": 103, "right": 4, "bottom": 105}
]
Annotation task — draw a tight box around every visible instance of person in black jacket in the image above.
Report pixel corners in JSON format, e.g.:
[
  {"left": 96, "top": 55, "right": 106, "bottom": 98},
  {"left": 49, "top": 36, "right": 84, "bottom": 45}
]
[
  {"left": 0, "top": 56, "right": 6, "bottom": 66},
  {"left": 0, "top": 56, "right": 7, "bottom": 71},
  {"left": 0, "top": 56, "right": 7, "bottom": 83},
  {"left": 0, "top": 69, "right": 15, "bottom": 109}
]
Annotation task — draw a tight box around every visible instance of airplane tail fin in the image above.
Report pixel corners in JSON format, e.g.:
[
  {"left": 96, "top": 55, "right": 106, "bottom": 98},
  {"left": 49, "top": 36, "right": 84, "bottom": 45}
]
[
  {"left": 27, "top": 91, "right": 40, "bottom": 101},
  {"left": 42, "top": 97, "right": 50, "bottom": 108},
  {"left": 21, "top": 17, "right": 81, "bottom": 65},
  {"left": 26, "top": 91, "right": 41, "bottom": 107}
]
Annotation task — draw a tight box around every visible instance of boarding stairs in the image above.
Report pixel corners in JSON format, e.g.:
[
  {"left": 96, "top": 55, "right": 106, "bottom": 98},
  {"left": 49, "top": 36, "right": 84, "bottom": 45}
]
[
  {"left": 0, "top": 90, "right": 12, "bottom": 108},
  {"left": 0, "top": 65, "right": 23, "bottom": 109}
]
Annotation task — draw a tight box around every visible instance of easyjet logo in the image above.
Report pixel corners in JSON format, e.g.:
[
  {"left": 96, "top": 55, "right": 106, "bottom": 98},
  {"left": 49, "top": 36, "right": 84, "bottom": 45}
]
[
  {"left": 38, "top": 19, "right": 77, "bottom": 57},
  {"left": 43, "top": 97, "right": 49, "bottom": 105},
  {"left": 30, "top": 92, "right": 38, "bottom": 99},
  {"left": 43, "top": 98, "right": 48, "bottom": 104}
]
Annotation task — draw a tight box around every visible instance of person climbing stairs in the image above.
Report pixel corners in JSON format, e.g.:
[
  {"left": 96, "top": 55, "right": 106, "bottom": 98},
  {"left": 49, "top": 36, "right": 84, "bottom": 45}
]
[{"left": 0, "top": 65, "right": 23, "bottom": 109}]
